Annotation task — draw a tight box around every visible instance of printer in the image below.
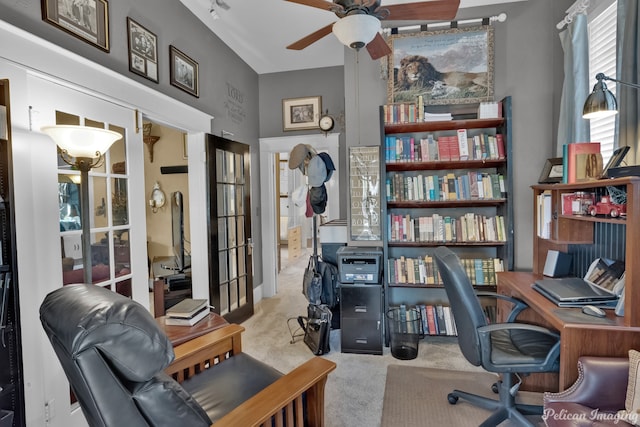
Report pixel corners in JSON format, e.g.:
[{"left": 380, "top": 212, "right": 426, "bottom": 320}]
[{"left": 336, "top": 246, "right": 382, "bottom": 284}]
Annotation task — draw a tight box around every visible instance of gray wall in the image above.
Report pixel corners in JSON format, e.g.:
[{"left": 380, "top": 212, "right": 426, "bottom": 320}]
[
  {"left": 342, "top": 0, "right": 572, "bottom": 270},
  {"left": 259, "top": 66, "right": 347, "bottom": 218}
]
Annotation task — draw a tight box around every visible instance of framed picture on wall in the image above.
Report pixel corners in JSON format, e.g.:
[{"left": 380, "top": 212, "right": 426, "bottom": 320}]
[
  {"left": 169, "top": 45, "right": 199, "bottom": 97},
  {"left": 41, "top": 0, "right": 110, "bottom": 52},
  {"left": 386, "top": 26, "right": 494, "bottom": 105},
  {"left": 282, "top": 96, "right": 321, "bottom": 131},
  {"left": 126, "top": 18, "right": 158, "bottom": 83}
]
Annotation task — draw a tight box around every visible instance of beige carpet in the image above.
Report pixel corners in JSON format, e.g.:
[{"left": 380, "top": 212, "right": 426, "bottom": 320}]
[{"left": 381, "top": 365, "right": 545, "bottom": 427}]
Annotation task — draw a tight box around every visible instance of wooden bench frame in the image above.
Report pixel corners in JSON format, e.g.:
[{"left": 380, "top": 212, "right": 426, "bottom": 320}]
[{"left": 165, "top": 324, "right": 336, "bottom": 427}]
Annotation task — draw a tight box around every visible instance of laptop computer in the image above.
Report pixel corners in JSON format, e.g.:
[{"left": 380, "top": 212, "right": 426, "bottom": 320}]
[{"left": 532, "top": 277, "right": 619, "bottom": 307}]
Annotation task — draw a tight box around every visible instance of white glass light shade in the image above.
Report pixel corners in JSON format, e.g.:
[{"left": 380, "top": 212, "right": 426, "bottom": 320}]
[
  {"left": 41, "top": 125, "right": 121, "bottom": 158},
  {"left": 332, "top": 14, "right": 381, "bottom": 50}
]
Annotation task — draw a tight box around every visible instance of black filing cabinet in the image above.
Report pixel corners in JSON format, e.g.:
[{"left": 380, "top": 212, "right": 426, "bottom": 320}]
[
  {"left": 340, "top": 284, "right": 383, "bottom": 354},
  {"left": 337, "top": 246, "right": 383, "bottom": 355}
]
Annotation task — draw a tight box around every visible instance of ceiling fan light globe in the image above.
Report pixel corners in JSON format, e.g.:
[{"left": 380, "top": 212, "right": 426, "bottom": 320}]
[{"left": 333, "top": 14, "right": 380, "bottom": 51}]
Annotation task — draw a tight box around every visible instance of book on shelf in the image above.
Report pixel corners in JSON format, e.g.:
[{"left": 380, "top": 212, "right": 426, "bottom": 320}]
[
  {"left": 0, "top": 105, "right": 7, "bottom": 140},
  {"left": 423, "top": 111, "right": 453, "bottom": 121},
  {"left": 166, "top": 298, "right": 208, "bottom": 318},
  {"left": 564, "top": 142, "right": 601, "bottom": 184},
  {"left": 165, "top": 306, "right": 210, "bottom": 326}
]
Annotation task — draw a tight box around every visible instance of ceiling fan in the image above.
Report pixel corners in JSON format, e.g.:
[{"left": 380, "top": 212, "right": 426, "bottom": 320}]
[{"left": 285, "top": 0, "right": 460, "bottom": 60}]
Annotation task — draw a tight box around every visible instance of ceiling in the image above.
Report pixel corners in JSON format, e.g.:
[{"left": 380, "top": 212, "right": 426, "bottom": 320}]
[{"left": 178, "top": 0, "right": 527, "bottom": 75}]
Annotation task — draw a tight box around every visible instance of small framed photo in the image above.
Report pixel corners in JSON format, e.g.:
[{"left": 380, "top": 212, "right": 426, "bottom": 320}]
[
  {"left": 127, "top": 18, "right": 158, "bottom": 83},
  {"left": 538, "top": 157, "right": 564, "bottom": 184},
  {"left": 282, "top": 96, "right": 322, "bottom": 131},
  {"left": 169, "top": 45, "right": 199, "bottom": 97},
  {"left": 41, "top": 0, "right": 110, "bottom": 52}
]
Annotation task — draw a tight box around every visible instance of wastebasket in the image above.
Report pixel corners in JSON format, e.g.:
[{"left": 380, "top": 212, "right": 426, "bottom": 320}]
[{"left": 386, "top": 307, "right": 422, "bottom": 360}]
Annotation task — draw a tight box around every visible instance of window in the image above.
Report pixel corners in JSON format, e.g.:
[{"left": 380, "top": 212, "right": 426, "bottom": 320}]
[{"left": 587, "top": 0, "right": 617, "bottom": 162}]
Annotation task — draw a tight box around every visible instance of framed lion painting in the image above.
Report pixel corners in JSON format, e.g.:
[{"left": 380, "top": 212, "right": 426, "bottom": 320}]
[{"left": 387, "top": 26, "right": 494, "bottom": 105}]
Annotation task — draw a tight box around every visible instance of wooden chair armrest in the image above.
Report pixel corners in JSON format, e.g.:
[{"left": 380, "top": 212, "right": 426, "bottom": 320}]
[
  {"left": 212, "top": 357, "right": 337, "bottom": 427},
  {"left": 166, "top": 324, "right": 245, "bottom": 382}
]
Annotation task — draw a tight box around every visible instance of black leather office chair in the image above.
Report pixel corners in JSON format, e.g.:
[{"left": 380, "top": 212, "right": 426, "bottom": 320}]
[{"left": 433, "top": 247, "right": 561, "bottom": 427}]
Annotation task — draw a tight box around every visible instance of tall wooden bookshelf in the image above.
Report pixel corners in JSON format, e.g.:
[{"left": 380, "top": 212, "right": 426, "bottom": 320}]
[
  {"left": 381, "top": 96, "right": 513, "bottom": 336},
  {"left": 0, "top": 79, "right": 24, "bottom": 426},
  {"left": 532, "top": 177, "right": 640, "bottom": 327}
]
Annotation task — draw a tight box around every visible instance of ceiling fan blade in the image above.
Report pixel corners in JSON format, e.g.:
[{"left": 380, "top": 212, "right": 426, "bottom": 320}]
[
  {"left": 284, "top": 0, "right": 342, "bottom": 12},
  {"left": 380, "top": 0, "right": 460, "bottom": 21},
  {"left": 287, "top": 23, "right": 335, "bottom": 50},
  {"left": 366, "top": 33, "right": 392, "bottom": 60}
]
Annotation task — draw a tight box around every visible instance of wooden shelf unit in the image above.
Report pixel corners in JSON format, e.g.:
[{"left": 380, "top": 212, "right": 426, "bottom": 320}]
[
  {"left": 532, "top": 177, "right": 640, "bottom": 327},
  {"left": 381, "top": 97, "right": 513, "bottom": 325}
]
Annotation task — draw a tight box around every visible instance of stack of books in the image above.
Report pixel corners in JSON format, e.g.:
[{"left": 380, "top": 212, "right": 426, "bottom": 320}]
[{"left": 165, "top": 298, "right": 209, "bottom": 326}]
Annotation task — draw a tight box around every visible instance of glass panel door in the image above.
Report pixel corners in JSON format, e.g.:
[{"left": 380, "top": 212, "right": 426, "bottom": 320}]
[{"left": 207, "top": 135, "right": 253, "bottom": 323}]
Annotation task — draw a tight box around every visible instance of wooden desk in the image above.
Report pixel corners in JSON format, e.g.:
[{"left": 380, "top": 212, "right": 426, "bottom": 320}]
[
  {"left": 156, "top": 312, "right": 228, "bottom": 346},
  {"left": 498, "top": 271, "right": 640, "bottom": 392}
]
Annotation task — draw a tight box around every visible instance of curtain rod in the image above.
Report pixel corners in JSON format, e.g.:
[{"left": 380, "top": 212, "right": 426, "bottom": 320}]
[
  {"left": 383, "top": 13, "right": 507, "bottom": 34},
  {"left": 557, "top": 0, "right": 590, "bottom": 30}
]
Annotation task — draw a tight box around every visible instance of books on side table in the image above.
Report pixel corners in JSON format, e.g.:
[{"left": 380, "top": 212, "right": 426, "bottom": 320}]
[{"left": 165, "top": 298, "right": 209, "bottom": 326}]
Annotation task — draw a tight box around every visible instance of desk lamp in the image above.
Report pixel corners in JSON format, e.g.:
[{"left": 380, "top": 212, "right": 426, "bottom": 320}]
[
  {"left": 42, "top": 125, "right": 121, "bottom": 284},
  {"left": 583, "top": 73, "right": 640, "bottom": 119}
]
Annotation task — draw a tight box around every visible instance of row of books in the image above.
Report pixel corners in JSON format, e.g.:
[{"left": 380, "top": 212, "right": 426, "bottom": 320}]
[
  {"left": 388, "top": 255, "right": 504, "bottom": 286},
  {"left": 382, "top": 99, "right": 502, "bottom": 125},
  {"left": 391, "top": 304, "right": 458, "bottom": 336},
  {"left": 419, "top": 304, "right": 457, "bottom": 336},
  {"left": 388, "top": 213, "right": 507, "bottom": 243},
  {"left": 384, "top": 131, "right": 505, "bottom": 163},
  {"left": 393, "top": 302, "right": 497, "bottom": 337},
  {"left": 383, "top": 102, "right": 421, "bottom": 124},
  {"left": 386, "top": 171, "right": 506, "bottom": 203}
]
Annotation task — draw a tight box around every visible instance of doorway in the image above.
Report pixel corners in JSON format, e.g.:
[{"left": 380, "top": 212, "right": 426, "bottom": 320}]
[
  {"left": 259, "top": 133, "right": 340, "bottom": 301},
  {"left": 142, "top": 120, "right": 191, "bottom": 316}
]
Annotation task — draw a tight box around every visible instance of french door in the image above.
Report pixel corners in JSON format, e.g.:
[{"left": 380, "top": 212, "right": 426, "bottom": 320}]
[
  {"left": 27, "top": 74, "right": 146, "bottom": 427},
  {"left": 206, "top": 135, "right": 253, "bottom": 324}
]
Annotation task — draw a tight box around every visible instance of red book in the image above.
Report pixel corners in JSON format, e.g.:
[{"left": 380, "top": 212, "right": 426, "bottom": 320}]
[
  {"left": 495, "top": 133, "right": 506, "bottom": 159},
  {"left": 437, "top": 136, "right": 451, "bottom": 161},
  {"left": 447, "top": 135, "right": 460, "bottom": 161},
  {"left": 425, "top": 305, "right": 437, "bottom": 335},
  {"left": 566, "top": 142, "right": 601, "bottom": 183}
]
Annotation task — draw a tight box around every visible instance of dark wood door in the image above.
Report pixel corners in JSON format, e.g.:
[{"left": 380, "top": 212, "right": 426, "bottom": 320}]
[{"left": 206, "top": 135, "right": 253, "bottom": 324}]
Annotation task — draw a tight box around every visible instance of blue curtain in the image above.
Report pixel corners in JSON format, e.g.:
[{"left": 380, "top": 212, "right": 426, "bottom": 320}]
[
  {"left": 557, "top": 14, "right": 590, "bottom": 157},
  {"left": 616, "top": 0, "right": 640, "bottom": 164}
]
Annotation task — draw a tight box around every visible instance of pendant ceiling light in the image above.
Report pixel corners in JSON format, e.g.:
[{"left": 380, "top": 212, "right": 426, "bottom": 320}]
[{"left": 332, "top": 14, "right": 381, "bottom": 51}]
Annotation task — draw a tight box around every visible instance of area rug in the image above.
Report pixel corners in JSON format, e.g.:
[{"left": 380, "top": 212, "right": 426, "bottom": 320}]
[{"left": 381, "top": 365, "right": 544, "bottom": 427}]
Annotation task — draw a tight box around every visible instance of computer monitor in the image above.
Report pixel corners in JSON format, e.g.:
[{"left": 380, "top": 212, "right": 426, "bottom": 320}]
[{"left": 171, "top": 191, "right": 190, "bottom": 273}]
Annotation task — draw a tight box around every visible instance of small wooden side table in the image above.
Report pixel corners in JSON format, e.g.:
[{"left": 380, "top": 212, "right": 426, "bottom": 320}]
[{"left": 156, "top": 312, "right": 228, "bottom": 346}]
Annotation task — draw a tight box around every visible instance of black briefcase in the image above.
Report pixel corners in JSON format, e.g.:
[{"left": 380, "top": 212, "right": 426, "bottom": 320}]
[{"left": 299, "top": 304, "right": 332, "bottom": 355}]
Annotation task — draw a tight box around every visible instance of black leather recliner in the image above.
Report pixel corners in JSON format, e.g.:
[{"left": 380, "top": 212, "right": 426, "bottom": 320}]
[
  {"left": 39, "top": 283, "right": 335, "bottom": 427},
  {"left": 433, "top": 246, "right": 562, "bottom": 427}
]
